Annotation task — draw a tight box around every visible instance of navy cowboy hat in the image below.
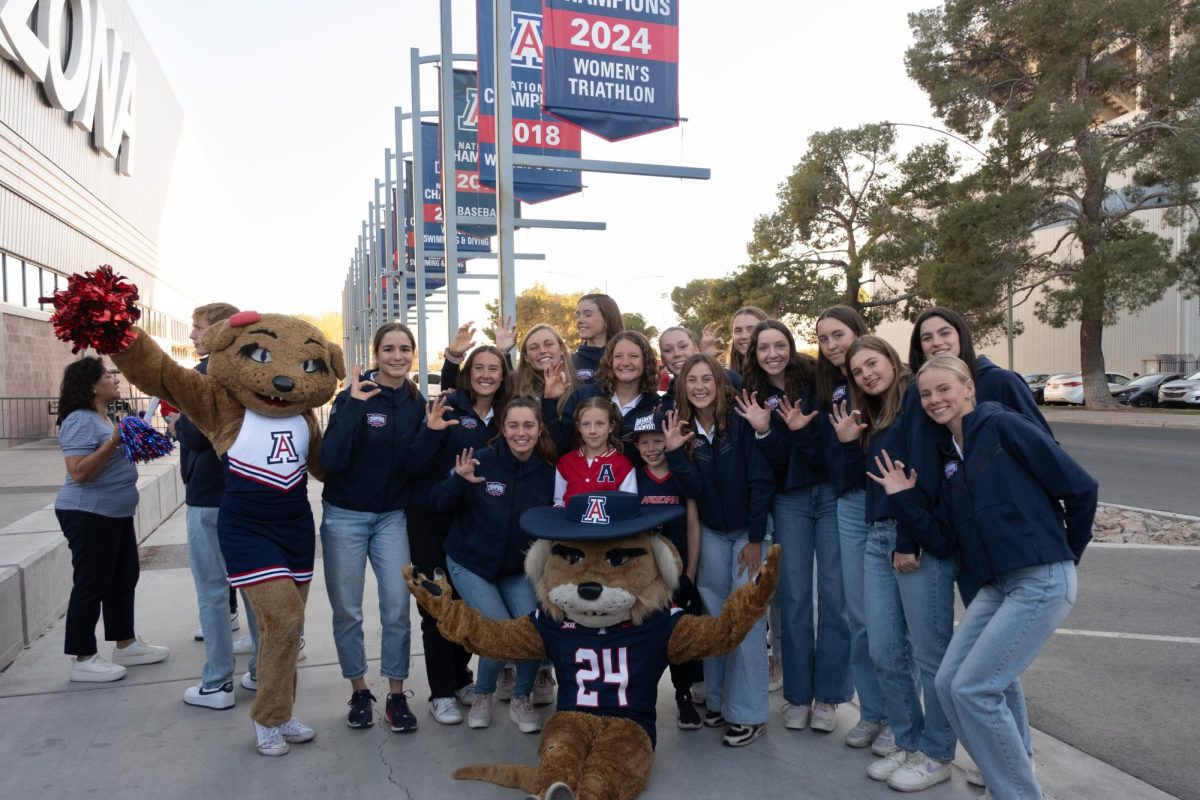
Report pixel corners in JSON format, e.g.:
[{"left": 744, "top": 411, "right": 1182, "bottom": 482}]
[{"left": 521, "top": 491, "right": 683, "bottom": 541}]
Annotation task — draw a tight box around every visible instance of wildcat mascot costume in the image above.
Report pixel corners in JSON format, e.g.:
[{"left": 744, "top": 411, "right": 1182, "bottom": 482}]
[{"left": 405, "top": 491, "right": 780, "bottom": 800}]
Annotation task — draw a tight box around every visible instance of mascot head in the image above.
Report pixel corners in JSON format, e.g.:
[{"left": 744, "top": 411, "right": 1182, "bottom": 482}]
[
  {"left": 521, "top": 493, "right": 683, "bottom": 628},
  {"left": 201, "top": 310, "right": 346, "bottom": 417}
]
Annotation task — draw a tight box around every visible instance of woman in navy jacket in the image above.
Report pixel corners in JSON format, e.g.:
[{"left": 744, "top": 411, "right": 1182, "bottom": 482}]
[
  {"left": 320, "top": 323, "right": 425, "bottom": 731},
  {"left": 434, "top": 398, "right": 557, "bottom": 734},
  {"left": 573, "top": 292, "right": 623, "bottom": 383},
  {"left": 873, "top": 356, "right": 1096, "bottom": 800},
  {"left": 663, "top": 353, "right": 774, "bottom": 747},
  {"left": 657, "top": 326, "right": 742, "bottom": 414}
]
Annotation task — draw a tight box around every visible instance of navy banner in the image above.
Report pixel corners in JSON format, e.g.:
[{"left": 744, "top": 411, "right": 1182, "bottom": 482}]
[
  {"left": 450, "top": 69, "right": 522, "bottom": 236},
  {"left": 476, "top": 0, "right": 583, "bottom": 203},
  {"left": 541, "top": 0, "right": 679, "bottom": 141}
]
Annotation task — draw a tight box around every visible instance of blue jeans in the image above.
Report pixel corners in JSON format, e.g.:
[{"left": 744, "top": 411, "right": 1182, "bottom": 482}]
[
  {"left": 445, "top": 555, "right": 538, "bottom": 698},
  {"left": 773, "top": 483, "right": 852, "bottom": 706},
  {"left": 937, "top": 562, "right": 1076, "bottom": 800},
  {"left": 837, "top": 490, "right": 887, "bottom": 723},
  {"left": 864, "top": 519, "right": 957, "bottom": 762},
  {"left": 188, "top": 506, "right": 258, "bottom": 688},
  {"left": 697, "top": 525, "right": 768, "bottom": 725},
  {"left": 320, "top": 502, "right": 412, "bottom": 680}
]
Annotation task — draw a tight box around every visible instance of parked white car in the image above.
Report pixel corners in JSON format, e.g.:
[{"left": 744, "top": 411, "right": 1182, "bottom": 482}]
[
  {"left": 1158, "top": 370, "right": 1200, "bottom": 407},
  {"left": 1043, "top": 372, "right": 1132, "bottom": 405}
]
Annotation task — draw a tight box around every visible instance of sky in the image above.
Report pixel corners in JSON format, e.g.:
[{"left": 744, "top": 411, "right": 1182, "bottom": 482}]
[{"left": 127, "top": 0, "right": 961, "bottom": 352}]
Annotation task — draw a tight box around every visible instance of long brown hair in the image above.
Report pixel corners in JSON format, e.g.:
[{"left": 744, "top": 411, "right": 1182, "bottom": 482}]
[
  {"left": 593, "top": 331, "right": 659, "bottom": 396},
  {"left": 572, "top": 396, "right": 624, "bottom": 453},
  {"left": 741, "top": 319, "right": 817, "bottom": 402},
  {"left": 674, "top": 354, "right": 734, "bottom": 441},
  {"left": 728, "top": 306, "right": 768, "bottom": 375},
  {"left": 456, "top": 345, "right": 511, "bottom": 410},
  {"left": 578, "top": 293, "right": 624, "bottom": 345},
  {"left": 846, "top": 336, "right": 910, "bottom": 448},
  {"left": 815, "top": 305, "right": 870, "bottom": 411},
  {"left": 512, "top": 323, "right": 578, "bottom": 412},
  {"left": 371, "top": 322, "right": 419, "bottom": 398},
  {"left": 491, "top": 396, "right": 558, "bottom": 463}
]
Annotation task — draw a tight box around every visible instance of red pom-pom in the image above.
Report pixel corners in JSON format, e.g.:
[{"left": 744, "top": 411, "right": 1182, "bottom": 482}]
[{"left": 39, "top": 266, "right": 141, "bottom": 354}]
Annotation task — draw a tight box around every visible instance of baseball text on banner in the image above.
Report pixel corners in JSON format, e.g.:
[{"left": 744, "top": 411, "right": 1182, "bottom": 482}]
[
  {"left": 403, "top": 152, "right": 477, "bottom": 276},
  {"left": 541, "top": 0, "right": 679, "bottom": 141},
  {"left": 476, "top": 0, "right": 583, "bottom": 204}
]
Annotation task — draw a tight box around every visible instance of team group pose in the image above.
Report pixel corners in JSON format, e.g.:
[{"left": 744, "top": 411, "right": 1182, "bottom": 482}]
[{"left": 55, "top": 290, "right": 1094, "bottom": 800}]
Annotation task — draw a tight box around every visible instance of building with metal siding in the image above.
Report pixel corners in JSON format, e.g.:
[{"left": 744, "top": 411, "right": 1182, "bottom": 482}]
[{"left": 0, "top": 0, "right": 195, "bottom": 421}]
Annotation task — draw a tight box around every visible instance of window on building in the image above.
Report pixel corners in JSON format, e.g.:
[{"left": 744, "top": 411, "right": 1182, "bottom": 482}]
[
  {"left": 24, "top": 262, "right": 41, "bottom": 308},
  {"left": 1, "top": 253, "right": 7, "bottom": 304}
]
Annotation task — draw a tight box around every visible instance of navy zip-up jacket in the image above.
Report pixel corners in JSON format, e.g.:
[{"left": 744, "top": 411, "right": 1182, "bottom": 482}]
[
  {"left": 434, "top": 439, "right": 555, "bottom": 582},
  {"left": 751, "top": 384, "right": 827, "bottom": 492},
  {"left": 657, "top": 369, "right": 742, "bottom": 414},
  {"left": 665, "top": 413, "right": 774, "bottom": 542},
  {"left": 320, "top": 373, "right": 425, "bottom": 513},
  {"left": 818, "top": 379, "right": 863, "bottom": 496},
  {"left": 407, "top": 389, "right": 499, "bottom": 509},
  {"left": 176, "top": 358, "right": 225, "bottom": 507},
  {"left": 544, "top": 383, "right": 661, "bottom": 458},
  {"left": 573, "top": 344, "right": 604, "bottom": 384},
  {"left": 892, "top": 402, "right": 1097, "bottom": 585}
]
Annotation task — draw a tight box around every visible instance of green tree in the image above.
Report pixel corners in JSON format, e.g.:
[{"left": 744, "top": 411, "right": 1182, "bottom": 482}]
[
  {"left": 907, "top": 0, "right": 1200, "bottom": 406},
  {"left": 486, "top": 283, "right": 582, "bottom": 348},
  {"left": 620, "top": 312, "right": 659, "bottom": 342}
]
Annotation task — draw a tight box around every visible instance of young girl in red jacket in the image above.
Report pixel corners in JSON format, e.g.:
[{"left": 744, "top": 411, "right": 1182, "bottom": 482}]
[{"left": 553, "top": 396, "right": 637, "bottom": 506}]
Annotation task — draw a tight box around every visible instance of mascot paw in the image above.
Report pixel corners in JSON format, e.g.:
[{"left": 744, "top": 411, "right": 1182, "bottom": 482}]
[
  {"left": 752, "top": 544, "right": 782, "bottom": 597},
  {"left": 403, "top": 564, "right": 454, "bottom": 618}
]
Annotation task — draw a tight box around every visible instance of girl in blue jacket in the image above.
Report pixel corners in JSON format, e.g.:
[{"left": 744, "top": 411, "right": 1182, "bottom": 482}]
[
  {"left": 872, "top": 356, "right": 1096, "bottom": 800},
  {"left": 663, "top": 353, "right": 774, "bottom": 747},
  {"left": 434, "top": 398, "right": 557, "bottom": 735},
  {"left": 830, "top": 336, "right": 957, "bottom": 791},
  {"left": 320, "top": 323, "right": 424, "bottom": 733},
  {"left": 737, "top": 319, "right": 852, "bottom": 734}
]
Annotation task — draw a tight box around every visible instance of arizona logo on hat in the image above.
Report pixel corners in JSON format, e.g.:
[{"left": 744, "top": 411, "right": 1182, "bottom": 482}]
[
  {"left": 521, "top": 492, "right": 683, "bottom": 542},
  {"left": 581, "top": 496, "right": 610, "bottom": 524}
]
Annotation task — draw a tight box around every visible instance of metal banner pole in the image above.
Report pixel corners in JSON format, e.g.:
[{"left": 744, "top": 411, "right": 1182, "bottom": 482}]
[
  {"left": 493, "top": 0, "right": 517, "bottom": 327},
  {"left": 410, "top": 48, "right": 430, "bottom": 396},
  {"left": 394, "top": 107, "right": 410, "bottom": 327},
  {"left": 438, "top": 0, "right": 460, "bottom": 341},
  {"left": 384, "top": 149, "right": 395, "bottom": 323},
  {"left": 373, "top": 181, "right": 383, "bottom": 320}
]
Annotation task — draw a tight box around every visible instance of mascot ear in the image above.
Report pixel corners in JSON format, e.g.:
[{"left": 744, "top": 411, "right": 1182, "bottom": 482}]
[
  {"left": 326, "top": 341, "right": 346, "bottom": 381},
  {"left": 650, "top": 534, "right": 681, "bottom": 593},
  {"left": 525, "top": 539, "right": 553, "bottom": 584},
  {"left": 201, "top": 320, "right": 238, "bottom": 353}
]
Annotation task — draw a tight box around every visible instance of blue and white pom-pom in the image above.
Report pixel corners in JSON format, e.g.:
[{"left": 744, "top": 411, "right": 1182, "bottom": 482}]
[{"left": 118, "top": 416, "right": 175, "bottom": 464}]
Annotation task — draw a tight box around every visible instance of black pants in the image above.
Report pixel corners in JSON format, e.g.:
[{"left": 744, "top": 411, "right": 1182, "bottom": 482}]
[
  {"left": 56, "top": 509, "right": 139, "bottom": 657},
  {"left": 407, "top": 504, "right": 474, "bottom": 699},
  {"left": 669, "top": 577, "right": 704, "bottom": 693}
]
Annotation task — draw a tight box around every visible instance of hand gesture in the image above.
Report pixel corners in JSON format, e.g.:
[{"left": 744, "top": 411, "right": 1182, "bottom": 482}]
[
  {"left": 700, "top": 323, "right": 723, "bottom": 358},
  {"left": 893, "top": 552, "right": 920, "bottom": 573},
  {"left": 736, "top": 540, "right": 763, "bottom": 579},
  {"left": 347, "top": 365, "right": 381, "bottom": 401},
  {"left": 447, "top": 322, "right": 476, "bottom": 358},
  {"left": 661, "top": 409, "right": 695, "bottom": 452},
  {"left": 867, "top": 449, "right": 918, "bottom": 496},
  {"left": 742, "top": 543, "right": 781, "bottom": 605},
  {"left": 454, "top": 447, "right": 484, "bottom": 483},
  {"left": 733, "top": 389, "right": 771, "bottom": 435},
  {"left": 777, "top": 396, "right": 818, "bottom": 431},
  {"left": 542, "top": 365, "right": 569, "bottom": 400},
  {"left": 830, "top": 400, "right": 867, "bottom": 444},
  {"left": 491, "top": 314, "right": 516, "bottom": 353},
  {"left": 426, "top": 395, "right": 461, "bottom": 431}
]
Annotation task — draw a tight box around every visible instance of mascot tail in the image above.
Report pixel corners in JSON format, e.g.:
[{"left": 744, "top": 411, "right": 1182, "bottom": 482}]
[{"left": 453, "top": 763, "right": 538, "bottom": 792}]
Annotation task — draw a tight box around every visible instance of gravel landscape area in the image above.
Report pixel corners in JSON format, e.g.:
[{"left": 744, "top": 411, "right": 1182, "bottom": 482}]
[{"left": 1093, "top": 504, "right": 1200, "bottom": 546}]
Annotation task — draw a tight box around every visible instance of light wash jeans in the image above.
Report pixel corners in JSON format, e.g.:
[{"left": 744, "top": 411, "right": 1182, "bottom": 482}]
[
  {"left": 837, "top": 489, "right": 887, "bottom": 723},
  {"left": 937, "top": 561, "right": 1076, "bottom": 800},
  {"left": 697, "top": 524, "right": 769, "bottom": 725},
  {"left": 772, "top": 483, "right": 852, "bottom": 706},
  {"left": 445, "top": 555, "right": 538, "bottom": 698},
  {"left": 864, "top": 519, "right": 957, "bottom": 762},
  {"left": 187, "top": 505, "right": 258, "bottom": 688},
  {"left": 320, "top": 502, "right": 412, "bottom": 680}
]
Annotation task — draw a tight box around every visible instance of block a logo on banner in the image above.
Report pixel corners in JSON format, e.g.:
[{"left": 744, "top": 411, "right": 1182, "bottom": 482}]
[
  {"left": 541, "top": 0, "right": 680, "bottom": 141},
  {"left": 476, "top": 0, "right": 583, "bottom": 204},
  {"left": 451, "top": 69, "right": 520, "bottom": 237}
]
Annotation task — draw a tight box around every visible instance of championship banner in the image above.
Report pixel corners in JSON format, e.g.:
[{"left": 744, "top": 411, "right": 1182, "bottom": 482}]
[
  {"left": 450, "top": 69, "right": 520, "bottom": 236},
  {"left": 403, "top": 155, "right": 476, "bottom": 274},
  {"left": 541, "top": 0, "right": 679, "bottom": 141},
  {"left": 476, "top": 0, "right": 583, "bottom": 203}
]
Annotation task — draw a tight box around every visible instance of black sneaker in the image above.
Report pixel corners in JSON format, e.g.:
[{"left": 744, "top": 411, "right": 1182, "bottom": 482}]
[
  {"left": 723, "top": 723, "right": 766, "bottom": 747},
  {"left": 386, "top": 691, "right": 418, "bottom": 733},
  {"left": 703, "top": 709, "right": 726, "bottom": 728},
  {"left": 347, "top": 689, "right": 376, "bottom": 729},
  {"left": 676, "top": 692, "right": 702, "bottom": 730}
]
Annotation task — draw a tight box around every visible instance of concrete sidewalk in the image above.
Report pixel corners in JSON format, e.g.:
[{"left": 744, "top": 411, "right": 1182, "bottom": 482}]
[
  {"left": 0, "top": 489, "right": 1179, "bottom": 800},
  {"left": 1042, "top": 407, "right": 1200, "bottom": 429}
]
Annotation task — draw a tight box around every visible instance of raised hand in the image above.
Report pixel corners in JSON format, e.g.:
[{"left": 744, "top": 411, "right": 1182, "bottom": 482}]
[
  {"left": 830, "top": 400, "right": 867, "bottom": 444},
  {"left": 661, "top": 409, "right": 695, "bottom": 452},
  {"left": 447, "top": 321, "right": 477, "bottom": 358},
  {"left": 347, "top": 364, "right": 381, "bottom": 401},
  {"left": 426, "top": 394, "right": 461, "bottom": 431},
  {"left": 491, "top": 314, "right": 516, "bottom": 352},
  {"left": 733, "top": 389, "right": 771, "bottom": 434},
  {"left": 867, "top": 449, "right": 918, "bottom": 496},
  {"left": 777, "top": 396, "right": 819, "bottom": 431},
  {"left": 542, "top": 364, "right": 569, "bottom": 400},
  {"left": 699, "top": 323, "right": 723, "bottom": 358},
  {"left": 454, "top": 447, "right": 484, "bottom": 483}
]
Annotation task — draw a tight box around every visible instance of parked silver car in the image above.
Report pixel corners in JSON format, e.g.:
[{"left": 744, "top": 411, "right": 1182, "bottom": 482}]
[
  {"left": 1043, "top": 372, "right": 1131, "bottom": 405},
  {"left": 1158, "top": 370, "right": 1200, "bottom": 407}
]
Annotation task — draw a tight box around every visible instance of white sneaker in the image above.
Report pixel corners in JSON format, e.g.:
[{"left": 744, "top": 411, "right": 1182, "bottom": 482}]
[
  {"left": 532, "top": 668, "right": 557, "bottom": 706},
  {"left": 111, "top": 638, "right": 169, "bottom": 666},
  {"left": 867, "top": 748, "right": 911, "bottom": 782},
  {"left": 296, "top": 636, "right": 306, "bottom": 662},
  {"left": 782, "top": 702, "right": 810, "bottom": 730},
  {"left": 811, "top": 702, "right": 837, "bottom": 732},
  {"left": 509, "top": 696, "right": 542, "bottom": 733},
  {"left": 887, "top": 751, "right": 952, "bottom": 791},
  {"left": 70, "top": 654, "right": 126, "bottom": 683},
  {"left": 845, "top": 719, "right": 882, "bottom": 748},
  {"left": 254, "top": 721, "right": 289, "bottom": 756},
  {"left": 430, "top": 696, "right": 463, "bottom": 725},
  {"left": 184, "top": 681, "right": 235, "bottom": 710},
  {"left": 468, "top": 693, "right": 493, "bottom": 729},
  {"left": 871, "top": 721, "right": 899, "bottom": 756},
  {"left": 232, "top": 635, "right": 254, "bottom": 655},
  {"left": 193, "top": 611, "right": 239, "bottom": 641},
  {"left": 495, "top": 666, "right": 516, "bottom": 701},
  {"left": 768, "top": 655, "right": 783, "bottom": 693},
  {"left": 241, "top": 672, "right": 257, "bottom": 691},
  {"left": 963, "top": 761, "right": 985, "bottom": 787},
  {"left": 279, "top": 717, "right": 315, "bottom": 743},
  {"left": 455, "top": 682, "right": 477, "bottom": 707}
]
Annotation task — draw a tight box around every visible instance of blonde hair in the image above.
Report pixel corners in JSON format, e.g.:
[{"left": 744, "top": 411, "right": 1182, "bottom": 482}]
[
  {"left": 918, "top": 355, "right": 973, "bottom": 386},
  {"left": 512, "top": 324, "right": 578, "bottom": 412},
  {"left": 193, "top": 302, "right": 239, "bottom": 325},
  {"left": 846, "top": 336, "right": 910, "bottom": 448},
  {"left": 573, "top": 396, "right": 624, "bottom": 453}
]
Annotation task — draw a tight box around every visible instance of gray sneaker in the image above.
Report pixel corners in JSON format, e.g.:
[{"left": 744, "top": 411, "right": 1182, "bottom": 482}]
[
  {"left": 810, "top": 702, "right": 837, "bottom": 732},
  {"left": 509, "top": 696, "right": 542, "bottom": 733},
  {"left": 496, "top": 666, "right": 516, "bottom": 701},
  {"left": 467, "top": 693, "right": 493, "bottom": 729},
  {"left": 871, "top": 721, "right": 898, "bottom": 756},
  {"left": 845, "top": 719, "right": 882, "bottom": 748},
  {"left": 531, "top": 668, "right": 557, "bottom": 706}
]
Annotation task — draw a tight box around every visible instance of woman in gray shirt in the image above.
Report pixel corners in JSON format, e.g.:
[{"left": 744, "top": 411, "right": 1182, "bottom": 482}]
[{"left": 55, "top": 356, "right": 168, "bottom": 682}]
